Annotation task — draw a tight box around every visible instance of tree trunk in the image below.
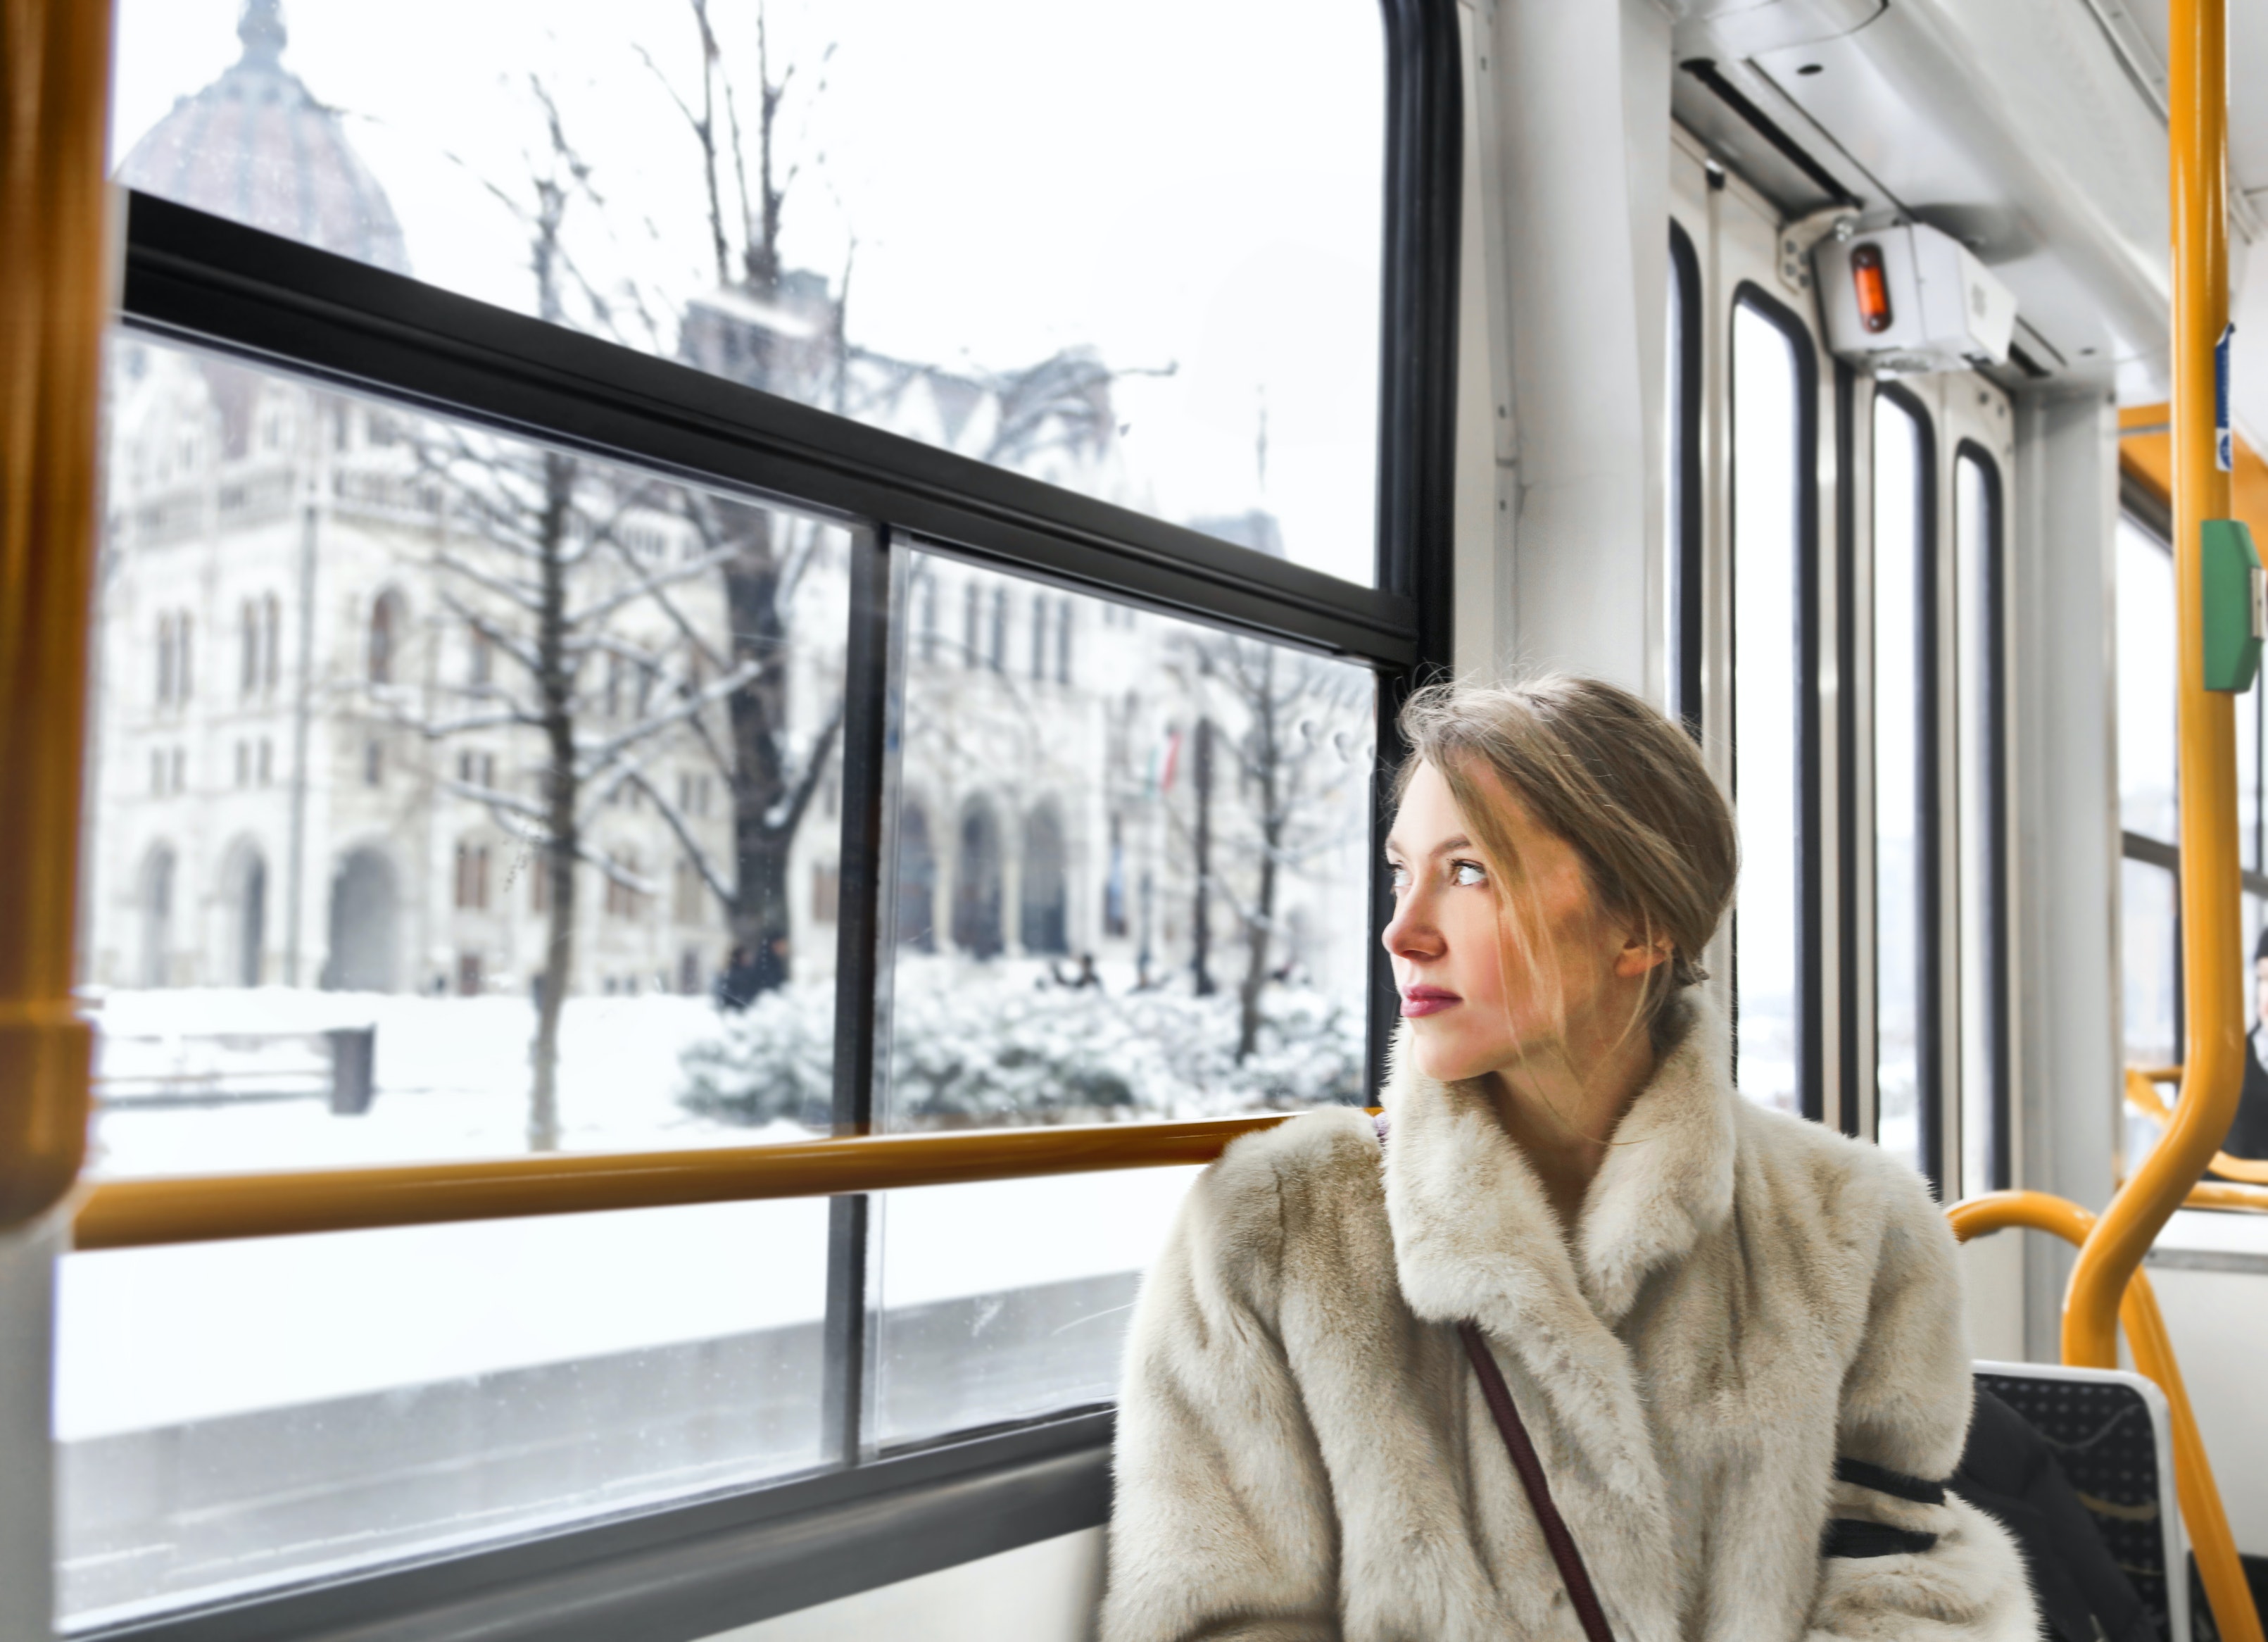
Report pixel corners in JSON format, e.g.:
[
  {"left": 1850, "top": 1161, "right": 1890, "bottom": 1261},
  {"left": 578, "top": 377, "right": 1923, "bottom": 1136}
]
[
  {"left": 721, "top": 504, "right": 800, "bottom": 989},
  {"left": 529, "top": 451, "right": 579, "bottom": 1151},
  {"left": 1192, "top": 716, "right": 1214, "bottom": 996},
  {"left": 1237, "top": 657, "right": 1281, "bottom": 1061}
]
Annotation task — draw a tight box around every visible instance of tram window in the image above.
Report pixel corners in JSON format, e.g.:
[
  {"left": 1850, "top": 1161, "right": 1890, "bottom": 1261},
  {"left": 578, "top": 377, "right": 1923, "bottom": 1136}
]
[
  {"left": 1666, "top": 223, "right": 1703, "bottom": 732},
  {"left": 882, "top": 551, "right": 1375, "bottom": 1131},
  {"left": 110, "top": 0, "right": 1384, "bottom": 584},
  {"left": 1953, "top": 446, "right": 2008, "bottom": 1195},
  {"left": 82, "top": 336, "right": 852, "bottom": 1176},
  {"left": 2117, "top": 520, "right": 2179, "bottom": 844},
  {"left": 58, "top": 1201, "right": 830, "bottom": 1627},
  {"left": 2116, "top": 515, "right": 2180, "bottom": 1095},
  {"left": 1872, "top": 391, "right": 1928, "bottom": 1174},
  {"left": 1729, "top": 296, "right": 1817, "bottom": 1116}
]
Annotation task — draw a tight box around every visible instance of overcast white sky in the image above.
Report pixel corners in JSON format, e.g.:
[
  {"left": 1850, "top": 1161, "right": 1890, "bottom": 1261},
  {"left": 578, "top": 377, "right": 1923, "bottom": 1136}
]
[{"left": 111, "top": 0, "right": 1387, "bottom": 584}]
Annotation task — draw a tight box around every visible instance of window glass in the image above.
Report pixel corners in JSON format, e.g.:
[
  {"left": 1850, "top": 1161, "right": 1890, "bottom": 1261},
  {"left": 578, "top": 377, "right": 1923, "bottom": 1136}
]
[
  {"left": 111, "top": 0, "right": 1384, "bottom": 584},
  {"left": 2120, "top": 858, "right": 2179, "bottom": 1165},
  {"left": 2117, "top": 519, "right": 2177, "bottom": 842},
  {"left": 2238, "top": 674, "right": 2260, "bottom": 875},
  {"left": 88, "top": 334, "right": 850, "bottom": 1176},
  {"left": 1872, "top": 394, "right": 1924, "bottom": 1172},
  {"left": 1954, "top": 449, "right": 2002, "bottom": 1196},
  {"left": 871, "top": 1169, "right": 1197, "bottom": 1449},
  {"left": 870, "top": 553, "right": 1375, "bottom": 1445},
  {"left": 879, "top": 551, "right": 1376, "bottom": 1130},
  {"left": 58, "top": 1199, "right": 830, "bottom": 1627},
  {"left": 1730, "top": 302, "right": 1806, "bottom": 1114}
]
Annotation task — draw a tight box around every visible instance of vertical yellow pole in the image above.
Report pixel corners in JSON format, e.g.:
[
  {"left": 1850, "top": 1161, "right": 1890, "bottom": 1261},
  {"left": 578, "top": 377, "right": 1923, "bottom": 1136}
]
[
  {"left": 0, "top": 0, "right": 111, "bottom": 1227},
  {"left": 2061, "top": 1, "right": 2264, "bottom": 1636}
]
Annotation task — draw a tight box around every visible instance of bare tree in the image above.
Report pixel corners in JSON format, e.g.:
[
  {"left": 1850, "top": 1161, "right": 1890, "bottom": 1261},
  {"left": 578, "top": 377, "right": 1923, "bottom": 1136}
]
[
  {"left": 397, "top": 81, "right": 754, "bottom": 1148},
  {"left": 1176, "top": 637, "right": 1368, "bottom": 1061}
]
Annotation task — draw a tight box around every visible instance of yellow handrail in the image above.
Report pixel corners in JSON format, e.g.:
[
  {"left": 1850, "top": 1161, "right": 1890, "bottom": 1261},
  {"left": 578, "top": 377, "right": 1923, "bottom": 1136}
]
[
  {"left": 0, "top": 0, "right": 111, "bottom": 1229},
  {"left": 2067, "top": 0, "right": 2250, "bottom": 1370},
  {"left": 70, "top": 1113, "right": 1306, "bottom": 1251},
  {"left": 1951, "top": 1191, "right": 2263, "bottom": 1642},
  {"left": 2124, "top": 1065, "right": 2268, "bottom": 1187}
]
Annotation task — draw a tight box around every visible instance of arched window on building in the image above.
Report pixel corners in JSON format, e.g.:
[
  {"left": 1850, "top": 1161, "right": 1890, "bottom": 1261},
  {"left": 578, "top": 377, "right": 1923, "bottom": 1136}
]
[
  {"left": 239, "top": 599, "right": 260, "bottom": 696},
  {"left": 1020, "top": 802, "right": 1068, "bottom": 955},
  {"left": 226, "top": 841, "right": 267, "bottom": 986},
  {"left": 262, "top": 591, "right": 282, "bottom": 690},
  {"left": 952, "top": 798, "right": 1004, "bottom": 958},
  {"left": 140, "top": 843, "right": 177, "bottom": 987},
  {"left": 367, "top": 590, "right": 403, "bottom": 684},
  {"left": 454, "top": 839, "right": 491, "bottom": 910},
  {"left": 897, "top": 802, "right": 937, "bottom": 951}
]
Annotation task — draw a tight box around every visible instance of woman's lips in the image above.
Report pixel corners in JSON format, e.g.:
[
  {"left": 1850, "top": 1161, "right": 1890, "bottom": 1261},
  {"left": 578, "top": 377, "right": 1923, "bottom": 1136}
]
[{"left": 1400, "top": 986, "right": 1461, "bottom": 1018}]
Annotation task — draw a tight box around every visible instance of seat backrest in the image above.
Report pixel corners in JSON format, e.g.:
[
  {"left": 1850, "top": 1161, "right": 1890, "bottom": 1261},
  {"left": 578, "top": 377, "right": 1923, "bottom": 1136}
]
[{"left": 1973, "top": 1360, "right": 2190, "bottom": 1641}]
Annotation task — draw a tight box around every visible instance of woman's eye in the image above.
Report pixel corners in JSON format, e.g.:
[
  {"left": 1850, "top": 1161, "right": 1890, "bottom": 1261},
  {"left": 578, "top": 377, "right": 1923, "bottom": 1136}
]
[
  {"left": 1451, "top": 860, "right": 1488, "bottom": 887},
  {"left": 1387, "top": 863, "right": 1410, "bottom": 890}
]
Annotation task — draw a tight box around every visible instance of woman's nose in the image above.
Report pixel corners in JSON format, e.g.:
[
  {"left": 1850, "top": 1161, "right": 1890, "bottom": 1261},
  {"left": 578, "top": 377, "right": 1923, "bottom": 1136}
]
[{"left": 1381, "top": 887, "right": 1441, "bottom": 962}]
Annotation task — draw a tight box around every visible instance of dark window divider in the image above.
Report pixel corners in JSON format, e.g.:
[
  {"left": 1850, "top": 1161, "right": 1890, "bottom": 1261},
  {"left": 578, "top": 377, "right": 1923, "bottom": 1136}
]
[
  {"left": 119, "top": 193, "right": 1416, "bottom": 671},
  {"left": 1834, "top": 361, "right": 1862, "bottom": 1138},
  {"left": 1668, "top": 220, "right": 1706, "bottom": 739},
  {"left": 1955, "top": 441, "right": 2013, "bottom": 1193}
]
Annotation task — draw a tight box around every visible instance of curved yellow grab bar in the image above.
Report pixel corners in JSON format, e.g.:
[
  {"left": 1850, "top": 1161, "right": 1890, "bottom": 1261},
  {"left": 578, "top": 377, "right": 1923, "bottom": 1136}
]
[
  {"left": 2124, "top": 1066, "right": 2268, "bottom": 1187},
  {"left": 1951, "top": 1191, "right": 2263, "bottom": 1642},
  {"left": 2069, "top": 0, "right": 2250, "bottom": 1376},
  {"left": 0, "top": 0, "right": 111, "bottom": 1228}
]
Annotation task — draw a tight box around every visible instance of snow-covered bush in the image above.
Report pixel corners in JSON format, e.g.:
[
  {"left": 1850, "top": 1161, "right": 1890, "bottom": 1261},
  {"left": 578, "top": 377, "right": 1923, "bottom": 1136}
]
[{"left": 677, "top": 959, "right": 1366, "bottom": 1128}]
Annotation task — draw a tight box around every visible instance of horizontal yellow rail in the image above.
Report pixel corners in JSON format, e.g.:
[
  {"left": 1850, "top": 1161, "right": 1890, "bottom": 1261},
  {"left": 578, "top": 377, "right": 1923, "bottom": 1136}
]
[
  {"left": 1951, "top": 1191, "right": 2264, "bottom": 1642},
  {"left": 71, "top": 1113, "right": 1305, "bottom": 1251},
  {"left": 2125, "top": 1066, "right": 2268, "bottom": 1186}
]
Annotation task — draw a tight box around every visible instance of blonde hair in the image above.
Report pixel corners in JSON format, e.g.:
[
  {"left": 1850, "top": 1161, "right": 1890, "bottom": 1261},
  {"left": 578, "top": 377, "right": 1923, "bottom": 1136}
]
[{"left": 1394, "top": 675, "right": 1737, "bottom": 1020}]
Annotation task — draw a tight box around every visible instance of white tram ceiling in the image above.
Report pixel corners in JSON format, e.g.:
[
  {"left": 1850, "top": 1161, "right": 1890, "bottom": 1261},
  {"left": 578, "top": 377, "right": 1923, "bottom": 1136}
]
[{"left": 1667, "top": 0, "right": 2268, "bottom": 430}]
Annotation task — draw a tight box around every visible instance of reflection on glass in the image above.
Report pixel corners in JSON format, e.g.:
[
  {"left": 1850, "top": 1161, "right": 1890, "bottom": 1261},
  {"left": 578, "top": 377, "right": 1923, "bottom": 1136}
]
[
  {"left": 2117, "top": 519, "right": 2177, "bottom": 840},
  {"left": 1731, "top": 303, "right": 1803, "bottom": 1114},
  {"left": 877, "top": 551, "right": 1377, "bottom": 1129},
  {"left": 2240, "top": 672, "right": 2261, "bottom": 874},
  {"left": 872, "top": 1170, "right": 1199, "bottom": 1448},
  {"left": 1954, "top": 451, "right": 2000, "bottom": 1196},
  {"left": 56, "top": 1200, "right": 829, "bottom": 1627},
  {"left": 1872, "top": 394, "right": 1924, "bottom": 1172},
  {"left": 111, "top": 0, "right": 1383, "bottom": 582},
  {"left": 91, "top": 335, "right": 850, "bottom": 1174},
  {"left": 2121, "top": 859, "right": 2179, "bottom": 1173}
]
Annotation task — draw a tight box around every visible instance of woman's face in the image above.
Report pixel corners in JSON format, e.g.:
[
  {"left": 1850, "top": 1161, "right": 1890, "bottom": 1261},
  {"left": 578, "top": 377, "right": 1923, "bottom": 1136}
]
[{"left": 1382, "top": 758, "right": 1658, "bottom": 1085}]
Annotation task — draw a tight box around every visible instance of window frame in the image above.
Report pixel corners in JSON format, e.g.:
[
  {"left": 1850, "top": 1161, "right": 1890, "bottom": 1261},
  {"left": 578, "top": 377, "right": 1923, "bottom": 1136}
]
[
  {"left": 1870, "top": 382, "right": 1942, "bottom": 1186},
  {"left": 1952, "top": 439, "right": 2011, "bottom": 1195},
  {"left": 82, "top": 1, "right": 1465, "bottom": 1635},
  {"left": 1667, "top": 220, "right": 1704, "bottom": 737},
  {"left": 1726, "top": 282, "right": 1825, "bottom": 1125}
]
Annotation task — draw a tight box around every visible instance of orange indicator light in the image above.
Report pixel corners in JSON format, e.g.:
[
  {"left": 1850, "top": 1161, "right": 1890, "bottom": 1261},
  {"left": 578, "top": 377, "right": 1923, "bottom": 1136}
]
[{"left": 1851, "top": 242, "right": 1893, "bottom": 333}]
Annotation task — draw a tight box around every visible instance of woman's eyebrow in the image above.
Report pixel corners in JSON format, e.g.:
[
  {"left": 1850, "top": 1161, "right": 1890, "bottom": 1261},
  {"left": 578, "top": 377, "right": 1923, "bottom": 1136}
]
[{"left": 1384, "top": 832, "right": 1473, "bottom": 858}]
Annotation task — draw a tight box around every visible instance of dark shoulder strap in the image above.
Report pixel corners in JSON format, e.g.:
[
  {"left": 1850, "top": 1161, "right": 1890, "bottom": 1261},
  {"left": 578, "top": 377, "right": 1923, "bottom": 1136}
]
[
  {"left": 1459, "top": 1322, "right": 1618, "bottom": 1642},
  {"left": 1375, "top": 1116, "right": 1616, "bottom": 1641}
]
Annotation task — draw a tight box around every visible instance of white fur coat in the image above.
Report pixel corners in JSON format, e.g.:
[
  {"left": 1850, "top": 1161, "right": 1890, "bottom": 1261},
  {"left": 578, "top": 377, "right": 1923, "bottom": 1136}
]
[{"left": 1101, "top": 994, "right": 2039, "bottom": 1642}]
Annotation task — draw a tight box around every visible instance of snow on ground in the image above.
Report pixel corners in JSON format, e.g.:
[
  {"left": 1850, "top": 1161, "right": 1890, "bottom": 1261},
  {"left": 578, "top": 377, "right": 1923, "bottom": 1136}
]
[
  {"left": 84, "top": 988, "right": 776, "bottom": 1177},
  {"left": 62, "top": 987, "right": 1204, "bottom": 1440}
]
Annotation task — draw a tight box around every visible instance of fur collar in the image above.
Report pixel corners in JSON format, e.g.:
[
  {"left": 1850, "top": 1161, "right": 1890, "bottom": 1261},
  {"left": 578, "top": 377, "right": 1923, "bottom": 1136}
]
[{"left": 1378, "top": 992, "right": 1737, "bottom": 1512}]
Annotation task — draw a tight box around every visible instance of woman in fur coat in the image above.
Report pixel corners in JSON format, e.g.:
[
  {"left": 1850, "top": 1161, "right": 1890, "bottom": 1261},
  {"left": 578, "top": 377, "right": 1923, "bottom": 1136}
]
[{"left": 1102, "top": 677, "right": 2038, "bottom": 1642}]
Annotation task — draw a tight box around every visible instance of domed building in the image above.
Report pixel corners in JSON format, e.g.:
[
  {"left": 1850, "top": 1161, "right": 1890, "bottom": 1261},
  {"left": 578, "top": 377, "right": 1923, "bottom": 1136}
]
[{"left": 115, "top": 0, "right": 408, "bottom": 275}]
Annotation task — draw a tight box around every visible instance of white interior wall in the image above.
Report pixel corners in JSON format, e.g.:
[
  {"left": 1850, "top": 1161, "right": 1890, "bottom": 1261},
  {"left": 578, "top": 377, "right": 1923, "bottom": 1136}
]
[
  {"left": 698, "top": 1529, "right": 1104, "bottom": 1642},
  {"left": 1, "top": 1220, "right": 58, "bottom": 1642},
  {"left": 2009, "top": 387, "right": 2125, "bottom": 1362},
  {"left": 1489, "top": 0, "right": 1673, "bottom": 700}
]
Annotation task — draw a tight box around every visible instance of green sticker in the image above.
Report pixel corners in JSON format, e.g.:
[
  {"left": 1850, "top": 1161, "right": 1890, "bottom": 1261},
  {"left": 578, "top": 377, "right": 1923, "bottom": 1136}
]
[{"left": 2202, "top": 518, "right": 2263, "bottom": 693}]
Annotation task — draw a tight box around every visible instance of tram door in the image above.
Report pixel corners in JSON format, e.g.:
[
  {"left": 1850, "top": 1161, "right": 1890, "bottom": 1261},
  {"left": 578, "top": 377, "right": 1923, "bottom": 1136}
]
[
  {"left": 1668, "top": 127, "right": 2017, "bottom": 1227},
  {"left": 1668, "top": 126, "right": 1846, "bottom": 1136}
]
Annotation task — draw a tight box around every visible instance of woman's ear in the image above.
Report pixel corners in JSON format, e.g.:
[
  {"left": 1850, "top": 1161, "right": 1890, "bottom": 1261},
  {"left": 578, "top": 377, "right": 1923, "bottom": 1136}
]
[{"left": 1612, "top": 927, "right": 1675, "bottom": 979}]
